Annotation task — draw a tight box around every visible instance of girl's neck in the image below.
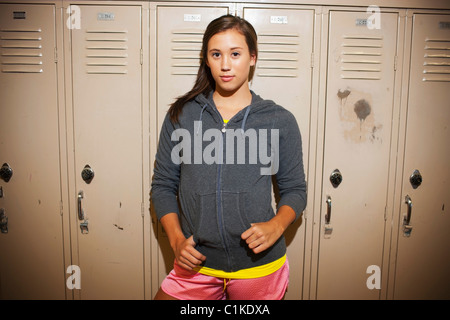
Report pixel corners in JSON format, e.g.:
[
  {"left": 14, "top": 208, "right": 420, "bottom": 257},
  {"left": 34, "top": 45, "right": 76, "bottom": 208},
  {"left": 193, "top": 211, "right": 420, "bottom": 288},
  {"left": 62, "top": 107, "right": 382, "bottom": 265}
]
[{"left": 213, "top": 87, "right": 252, "bottom": 120}]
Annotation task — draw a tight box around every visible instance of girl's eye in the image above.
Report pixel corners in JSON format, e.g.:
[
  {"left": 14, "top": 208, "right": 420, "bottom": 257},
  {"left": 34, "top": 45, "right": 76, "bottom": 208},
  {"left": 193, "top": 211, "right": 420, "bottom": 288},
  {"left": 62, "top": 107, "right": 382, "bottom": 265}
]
[
  {"left": 212, "top": 52, "right": 221, "bottom": 58},
  {"left": 231, "top": 52, "right": 240, "bottom": 57}
]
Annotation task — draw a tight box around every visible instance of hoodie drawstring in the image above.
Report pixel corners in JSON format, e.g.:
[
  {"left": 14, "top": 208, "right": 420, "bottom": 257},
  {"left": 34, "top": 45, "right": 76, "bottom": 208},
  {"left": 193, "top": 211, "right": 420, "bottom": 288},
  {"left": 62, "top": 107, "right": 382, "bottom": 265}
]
[
  {"left": 197, "top": 103, "right": 208, "bottom": 135},
  {"left": 241, "top": 106, "right": 251, "bottom": 134},
  {"left": 197, "top": 102, "right": 251, "bottom": 135}
]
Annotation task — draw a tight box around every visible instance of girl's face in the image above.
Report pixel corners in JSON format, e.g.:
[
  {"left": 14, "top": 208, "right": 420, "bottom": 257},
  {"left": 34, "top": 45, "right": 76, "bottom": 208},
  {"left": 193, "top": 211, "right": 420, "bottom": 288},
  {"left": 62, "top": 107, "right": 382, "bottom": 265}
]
[{"left": 206, "top": 29, "right": 256, "bottom": 97}]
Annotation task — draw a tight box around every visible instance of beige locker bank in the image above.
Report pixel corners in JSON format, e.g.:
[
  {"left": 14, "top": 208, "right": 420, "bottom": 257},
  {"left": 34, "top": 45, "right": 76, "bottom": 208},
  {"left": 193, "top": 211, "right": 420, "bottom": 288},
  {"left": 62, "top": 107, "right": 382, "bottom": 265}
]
[
  {"left": 67, "top": 3, "right": 147, "bottom": 299},
  {"left": 0, "top": 0, "right": 449, "bottom": 300},
  {"left": 0, "top": 3, "right": 65, "bottom": 299}
]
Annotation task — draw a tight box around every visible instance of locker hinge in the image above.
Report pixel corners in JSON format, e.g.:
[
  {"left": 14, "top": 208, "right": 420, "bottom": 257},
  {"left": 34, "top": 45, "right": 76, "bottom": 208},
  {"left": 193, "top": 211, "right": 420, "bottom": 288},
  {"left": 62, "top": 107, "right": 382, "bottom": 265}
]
[
  {"left": 394, "top": 56, "right": 398, "bottom": 71},
  {"left": 141, "top": 202, "right": 144, "bottom": 217},
  {"left": 54, "top": 47, "right": 58, "bottom": 63},
  {"left": 140, "top": 49, "right": 143, "bottom": 65},
  {"left": 310, "top": 52, "right": 314, "bottom": 68},
  {"left": 60, "top": 201, "right": 64, "bottom": 216}
]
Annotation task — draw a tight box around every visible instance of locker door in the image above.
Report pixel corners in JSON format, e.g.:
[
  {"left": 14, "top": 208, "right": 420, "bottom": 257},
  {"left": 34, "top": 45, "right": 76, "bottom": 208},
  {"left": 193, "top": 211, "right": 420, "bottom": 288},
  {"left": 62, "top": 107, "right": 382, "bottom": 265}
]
[
  {"left": 0, "top": 4, "right": 65, "bottom": 299},
  {"left": 157, "top": 6, "right": 230, "bottom": 127},
  {"left": 242, "top": 7, "right": 314, "bottom": 300},
  {"left": 155, "top": 5, "right": 230, "bottom": 280},
  {"left": 317, "top": 11, "right": 398, "bottom": 299},
  {"left": 393, "top": 14, "right": 450, "bottom": 299},
  {"left": 70, "top": 5, "right": 144, "bottom": 299}
]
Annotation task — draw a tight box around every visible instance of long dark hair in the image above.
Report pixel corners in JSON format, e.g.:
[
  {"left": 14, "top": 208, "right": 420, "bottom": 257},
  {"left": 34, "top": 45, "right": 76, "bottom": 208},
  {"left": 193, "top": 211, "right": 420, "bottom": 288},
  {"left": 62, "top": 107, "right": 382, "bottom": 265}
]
[{"left": 168, "top": 14, "right": 258, "bottom": 122}]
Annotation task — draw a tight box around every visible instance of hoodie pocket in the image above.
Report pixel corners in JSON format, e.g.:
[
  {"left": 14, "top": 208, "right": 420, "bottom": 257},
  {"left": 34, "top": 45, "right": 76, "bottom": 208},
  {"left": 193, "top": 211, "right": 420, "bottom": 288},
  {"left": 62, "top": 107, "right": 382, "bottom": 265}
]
[
  {"left": 193, "top": 192, "right": 221, "bottom": 247},
  {"left": 222, "top": 191, "right": 251, "bottom": 247},
  {"left": 193, "top": 191, "right": 251, "bottom": 248}
]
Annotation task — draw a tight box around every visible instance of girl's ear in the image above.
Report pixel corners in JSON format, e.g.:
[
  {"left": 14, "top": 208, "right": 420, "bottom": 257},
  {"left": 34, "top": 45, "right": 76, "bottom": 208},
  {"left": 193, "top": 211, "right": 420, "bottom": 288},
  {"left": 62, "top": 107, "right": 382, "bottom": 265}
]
[{"left": 250, "top": 53, "right": 257, "bottom": 67}]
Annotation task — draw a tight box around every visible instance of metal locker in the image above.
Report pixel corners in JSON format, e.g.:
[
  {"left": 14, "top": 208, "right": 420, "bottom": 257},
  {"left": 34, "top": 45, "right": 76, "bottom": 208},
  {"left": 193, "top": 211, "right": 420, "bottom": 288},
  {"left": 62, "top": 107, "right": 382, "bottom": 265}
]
[
  {"left": 242, "top": 6, "right": 315, "bottom": 300},
  {"left": 393, "top": 13, "right": 450, "bottom": 299},
  {"left": 0, "top": 4, "right": 65, "bottom": 299},
  {"left": 156, "top": 6, "right": 230, "bottom": 128},
  {"left": 316, "top": 10, "right": 399, "bottom": 299},
  {"left": 69, "top": 4, "right": 144, "bottom": 299},
  {"left": 154, "top": 4, "right": 230, "bottom": 283},
  {"left": 243, "top": 7, "right": 314, "bottom": 165}
]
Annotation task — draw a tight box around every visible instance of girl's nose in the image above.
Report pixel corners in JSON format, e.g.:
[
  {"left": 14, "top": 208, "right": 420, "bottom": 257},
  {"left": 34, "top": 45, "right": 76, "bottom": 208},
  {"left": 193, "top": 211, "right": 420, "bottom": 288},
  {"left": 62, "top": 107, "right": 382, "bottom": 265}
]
[{"left": 221, "top": 56, "right": 231, "bottom": 71}]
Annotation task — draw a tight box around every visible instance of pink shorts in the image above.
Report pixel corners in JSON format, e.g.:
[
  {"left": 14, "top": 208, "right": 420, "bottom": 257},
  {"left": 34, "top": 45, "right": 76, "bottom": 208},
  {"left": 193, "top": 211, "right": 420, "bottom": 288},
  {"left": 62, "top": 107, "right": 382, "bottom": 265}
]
[{"left": 160, "top": 259, "right": 289, "bottom": 300}]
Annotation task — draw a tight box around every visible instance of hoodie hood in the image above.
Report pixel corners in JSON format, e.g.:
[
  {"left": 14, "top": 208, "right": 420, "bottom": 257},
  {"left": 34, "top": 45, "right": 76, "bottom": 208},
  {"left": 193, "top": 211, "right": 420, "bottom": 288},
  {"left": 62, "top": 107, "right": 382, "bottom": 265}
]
[{"left": 194, "top": 90, "right": 271, "bottom": 132}]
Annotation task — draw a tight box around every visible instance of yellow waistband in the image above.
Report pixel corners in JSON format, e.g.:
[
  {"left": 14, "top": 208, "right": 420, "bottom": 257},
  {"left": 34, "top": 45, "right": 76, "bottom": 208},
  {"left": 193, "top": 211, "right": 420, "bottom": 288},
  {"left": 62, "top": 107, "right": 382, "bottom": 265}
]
[{"left": 194, "top": 254, "right": 286, "bottom": 279}]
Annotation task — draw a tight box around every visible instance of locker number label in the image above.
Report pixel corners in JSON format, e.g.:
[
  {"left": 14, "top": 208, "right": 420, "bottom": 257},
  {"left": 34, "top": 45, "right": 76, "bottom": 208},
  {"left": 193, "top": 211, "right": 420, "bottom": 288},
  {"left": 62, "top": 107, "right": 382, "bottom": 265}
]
[
  {"left": 98, "top": 12, "right": 115, "bottom": 21},
  {"left": 356, "top": 6, "right": 381, "bottom": 30},
  {"left": 270, "top": 16, "right": 288, "bottom": 24},
  {"left": 13, "top": 11, "right": 26, "bottom": 20},
  {"left": 439, "top": 22, "right": 450, "bottom": 29},
  {"left": 184, "top": 14, "right": 201, "bottom": 22}
]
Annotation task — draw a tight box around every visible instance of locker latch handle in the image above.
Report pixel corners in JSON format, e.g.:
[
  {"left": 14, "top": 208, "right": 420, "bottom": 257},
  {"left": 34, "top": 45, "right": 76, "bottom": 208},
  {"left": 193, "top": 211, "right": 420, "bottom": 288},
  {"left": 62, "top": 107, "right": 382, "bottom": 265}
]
[
  {"left": 403, "top": 195, "right": 413, "bottom": 237},
  {"left": 324, "top": 196, "right": 333, "bottom": 237},
  {"left": 80, "top": 221, "right": 89, "bottom": 234},
  {"left": 77, "top": 191, "right": 89, "bottom": 234},
  {"left": 0, "top": 208, "right": 8, "bottom": 234},
  {"left": 325, "top": 196, "right": 332, "bottom": 224},
  {"left": 78, "top": 191, "right": 84, "bottom": 221}
]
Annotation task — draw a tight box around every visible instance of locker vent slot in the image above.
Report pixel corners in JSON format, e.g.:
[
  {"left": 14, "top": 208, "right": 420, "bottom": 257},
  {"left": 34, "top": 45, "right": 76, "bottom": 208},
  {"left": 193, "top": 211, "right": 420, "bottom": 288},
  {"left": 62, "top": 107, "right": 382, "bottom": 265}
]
[
  {"left": 423, "top": 38, "right": 450, "bottom": 82},
  {"left": 170, "top": 29, "right": 203, "bottom": 75},
  {"left": 256, "top": 32, "right": 300, "bottom": 78},
  {"left": 0, "top": 28, "right": 43, "bottom": 73},
  {"left": 340, "top": 34, "right": 383, "bottom": 80},
  {"left": 85, "top": 30, "right": 128, "bottom": 74}
]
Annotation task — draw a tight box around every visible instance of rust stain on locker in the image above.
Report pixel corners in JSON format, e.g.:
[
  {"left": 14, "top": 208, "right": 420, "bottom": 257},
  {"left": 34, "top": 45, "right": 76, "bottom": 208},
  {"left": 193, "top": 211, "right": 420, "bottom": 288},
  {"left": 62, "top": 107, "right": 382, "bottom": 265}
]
[
  {"left": 354, "top": 99, "right": 371, "bottom": 122},
  {"left": 337, "top": 89, "right": 351, "bottom": 101},
  {"left": 336, "top": 88, "right": 382, "bottom": 144},
  {"left": 113, "top": 223, "right": 124, "bottom": 230}
]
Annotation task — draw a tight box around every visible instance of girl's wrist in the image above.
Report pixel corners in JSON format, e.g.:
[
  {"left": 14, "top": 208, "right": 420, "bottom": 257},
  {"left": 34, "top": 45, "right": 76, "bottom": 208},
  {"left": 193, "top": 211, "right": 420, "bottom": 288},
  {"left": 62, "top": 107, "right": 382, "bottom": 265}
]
[{"left": 274, "top": 205, "right": 296, "bottom": 233}]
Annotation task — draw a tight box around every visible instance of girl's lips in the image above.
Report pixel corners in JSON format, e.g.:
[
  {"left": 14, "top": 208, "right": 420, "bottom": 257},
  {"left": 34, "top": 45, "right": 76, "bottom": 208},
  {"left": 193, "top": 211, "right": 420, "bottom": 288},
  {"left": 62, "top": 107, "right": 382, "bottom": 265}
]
[{"left": 220, "top": 75, "right": 234, "bottom": 82}]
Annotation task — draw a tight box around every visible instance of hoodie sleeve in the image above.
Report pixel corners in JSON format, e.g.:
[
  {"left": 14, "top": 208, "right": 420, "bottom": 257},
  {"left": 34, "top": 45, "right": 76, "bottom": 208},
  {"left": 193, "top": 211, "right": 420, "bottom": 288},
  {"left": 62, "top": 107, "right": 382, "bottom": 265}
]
[
  {"left": 274, "top": 109, "right": 307, "bottom": 221},
  {"left": 151, "top": 113, "right": 181, "bottom": 220}
]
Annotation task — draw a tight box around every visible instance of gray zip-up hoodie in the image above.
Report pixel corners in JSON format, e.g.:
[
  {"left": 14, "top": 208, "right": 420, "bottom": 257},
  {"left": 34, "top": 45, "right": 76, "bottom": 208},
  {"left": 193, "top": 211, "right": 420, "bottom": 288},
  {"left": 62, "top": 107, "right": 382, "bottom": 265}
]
[{"left": 151, "top": 91, "right": 306, "bottom": 272}]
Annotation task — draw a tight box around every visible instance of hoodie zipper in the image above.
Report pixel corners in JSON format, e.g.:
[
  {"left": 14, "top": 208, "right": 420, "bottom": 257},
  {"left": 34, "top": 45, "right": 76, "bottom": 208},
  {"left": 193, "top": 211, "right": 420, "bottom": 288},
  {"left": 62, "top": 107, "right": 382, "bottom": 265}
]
[
  {"left": 217, "top": 119, "right": 232, "bottom": 271},
  {"left": 205, "top": 101, "right": 250, "bottom": 272},
  {"left": 198, "top": 101, "right": 232, "bottom": 269}
]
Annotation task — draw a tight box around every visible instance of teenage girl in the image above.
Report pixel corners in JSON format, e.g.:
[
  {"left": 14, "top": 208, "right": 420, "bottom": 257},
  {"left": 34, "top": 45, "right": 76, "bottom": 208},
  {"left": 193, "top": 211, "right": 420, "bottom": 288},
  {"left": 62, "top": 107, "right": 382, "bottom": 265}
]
[{"left": 151, "top": 14, "right": 307, "bottom": 300}]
